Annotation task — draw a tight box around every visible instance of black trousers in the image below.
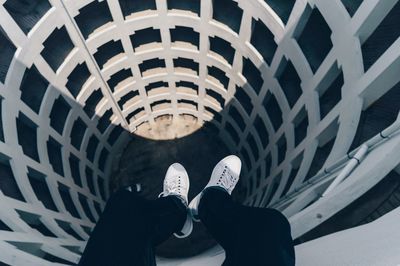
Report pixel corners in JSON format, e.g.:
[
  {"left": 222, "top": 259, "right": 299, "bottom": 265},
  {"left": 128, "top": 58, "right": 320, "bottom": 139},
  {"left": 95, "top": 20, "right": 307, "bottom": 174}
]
[
  {"left": 199, "top": 188, "right": 295, "bottom": 266},
  {"left": 78, "top": 190, "right": 186, "bottom": 266},
  {"left": 79, "top": 188, "right": 295, "bottom": 266}
]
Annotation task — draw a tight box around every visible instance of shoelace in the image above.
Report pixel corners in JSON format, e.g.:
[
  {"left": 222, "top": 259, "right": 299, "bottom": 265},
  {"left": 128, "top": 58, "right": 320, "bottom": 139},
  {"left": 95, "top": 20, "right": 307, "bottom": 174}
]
[
  {"left": 159, "top": 176, "right": 186, "bottom": 197},
  {"left": 216, "top": 166, "right": 236, "bottom": 191}
]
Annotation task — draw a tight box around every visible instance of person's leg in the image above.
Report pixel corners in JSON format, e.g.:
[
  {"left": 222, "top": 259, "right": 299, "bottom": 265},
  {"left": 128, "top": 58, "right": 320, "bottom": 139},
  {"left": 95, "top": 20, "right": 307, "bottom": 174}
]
[
  {"left": 78, "top": 190, "right": 187, "bottom": 266},
  {"left": 199, "top": 187, "right": 295, "bottom": 266},
  {"left": 190, "top": 155, "right": 295, "bottom": 266},
  {"left": 149, "top": 195, "right": 187, "bottom": 245},
  {"left": 79, "top": 162, "right": 192, "bottom": 266},
  {"left": 234, "top": 204, "right": 295, "bottom": 266},
  {"left": 78, "top": 189, "right": 153, "bottom": 266},
  {"left": 198, "top": 187, "right": 238, "bottom": 253}
]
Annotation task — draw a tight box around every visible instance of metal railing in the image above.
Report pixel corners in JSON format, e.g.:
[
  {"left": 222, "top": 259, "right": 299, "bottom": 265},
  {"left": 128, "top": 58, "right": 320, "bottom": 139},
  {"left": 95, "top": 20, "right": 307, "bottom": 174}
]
[{"left": 269, "top": 116, "right": 400, "bottom": 238}]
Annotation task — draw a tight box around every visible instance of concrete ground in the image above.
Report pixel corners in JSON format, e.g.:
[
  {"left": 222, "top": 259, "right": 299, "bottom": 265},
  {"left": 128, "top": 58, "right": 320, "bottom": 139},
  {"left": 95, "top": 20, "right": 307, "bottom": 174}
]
[{"left": 110, "top": 115, "right": 244, "bottom": 258}]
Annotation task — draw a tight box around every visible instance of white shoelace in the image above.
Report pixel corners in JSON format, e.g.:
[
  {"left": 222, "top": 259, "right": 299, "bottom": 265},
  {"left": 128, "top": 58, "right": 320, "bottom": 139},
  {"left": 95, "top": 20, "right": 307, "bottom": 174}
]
[
  {"left": 216, "top": 166, "right": 237, "bottom": 191},
  {"left": 159, "top": 176, "right": 186, "bottom": 198}
]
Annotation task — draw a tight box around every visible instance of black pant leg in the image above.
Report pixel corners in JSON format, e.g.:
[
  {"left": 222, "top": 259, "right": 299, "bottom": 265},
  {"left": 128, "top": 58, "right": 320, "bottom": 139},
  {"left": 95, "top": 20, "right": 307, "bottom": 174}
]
[
  {"left": 232, "top": 206, "right": 295, "bottom": 266},
  {"left": 149, "top": 195, "right": 187, "bottom": 246},
  {"left": 198, "top": 188, "right": 295, "bottom": 266},
  {"left": 78, "top": 190, "right": 153, "bottom": 266},
  {"left": 198, "top": 188, "right": 239, "bottom": 256},
  {"left": 78, "top": 190, "right": 186, "bottom": 266}
]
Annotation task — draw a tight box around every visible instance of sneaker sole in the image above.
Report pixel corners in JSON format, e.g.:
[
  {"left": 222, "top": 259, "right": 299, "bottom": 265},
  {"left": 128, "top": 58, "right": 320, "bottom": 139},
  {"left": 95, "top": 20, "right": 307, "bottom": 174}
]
[
  {"left": 174, "top": 212, "right": 193, "bottom": 238},
  {"left": 188, "top": 192, "right": 202, "bottom": 222}
]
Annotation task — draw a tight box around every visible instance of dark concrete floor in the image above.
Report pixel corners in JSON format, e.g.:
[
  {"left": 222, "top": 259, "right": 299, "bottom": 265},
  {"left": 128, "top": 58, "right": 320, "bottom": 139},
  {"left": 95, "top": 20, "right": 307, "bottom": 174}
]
[{"left": 110, "top": 115, "right": 245, "bottom": 258}]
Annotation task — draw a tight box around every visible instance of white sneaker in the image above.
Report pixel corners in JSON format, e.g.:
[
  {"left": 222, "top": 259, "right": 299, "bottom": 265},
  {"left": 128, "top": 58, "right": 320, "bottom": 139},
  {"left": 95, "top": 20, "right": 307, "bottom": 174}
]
[
  {"left": 159, "top": 163, "right": 193, "bottom": 238},
  {"left": 188, "top": 155, "right": 241, "bottom": 222}
]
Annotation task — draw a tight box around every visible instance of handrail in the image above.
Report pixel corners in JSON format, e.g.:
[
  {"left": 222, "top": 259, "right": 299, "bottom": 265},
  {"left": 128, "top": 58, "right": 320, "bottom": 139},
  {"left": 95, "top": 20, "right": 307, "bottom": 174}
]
[
  {"left": 270, "top": 117, "right": 400, "bottom": 210},
  {"left": 321, "top": 144, "right": 368, "bottom": 197}
]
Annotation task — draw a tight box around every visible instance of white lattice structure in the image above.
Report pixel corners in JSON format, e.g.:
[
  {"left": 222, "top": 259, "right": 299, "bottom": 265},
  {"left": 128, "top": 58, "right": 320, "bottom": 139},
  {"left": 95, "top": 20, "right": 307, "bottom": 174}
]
[{"left": 0, "top": 0, "right": 399, "bottom": 265}]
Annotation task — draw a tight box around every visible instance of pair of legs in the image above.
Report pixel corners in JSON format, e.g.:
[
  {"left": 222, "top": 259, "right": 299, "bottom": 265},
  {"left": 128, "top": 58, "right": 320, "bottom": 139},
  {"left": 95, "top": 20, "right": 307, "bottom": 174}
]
[{"left": 79, "top": 156, "right": 295, "bottom": 266}]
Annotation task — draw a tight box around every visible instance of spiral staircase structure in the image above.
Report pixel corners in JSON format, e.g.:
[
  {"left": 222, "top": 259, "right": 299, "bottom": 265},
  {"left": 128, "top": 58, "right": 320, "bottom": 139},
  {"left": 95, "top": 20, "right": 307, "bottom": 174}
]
[{"left": 0, "top": 0, "right": 399, "bottom": 264}]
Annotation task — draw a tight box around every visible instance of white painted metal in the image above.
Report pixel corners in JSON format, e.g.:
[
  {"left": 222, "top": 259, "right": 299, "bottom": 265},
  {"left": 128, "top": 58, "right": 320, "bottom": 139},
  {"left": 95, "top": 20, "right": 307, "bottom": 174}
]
[{"left": 0, "top": 0, "right": 399, "bottom": 264}]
